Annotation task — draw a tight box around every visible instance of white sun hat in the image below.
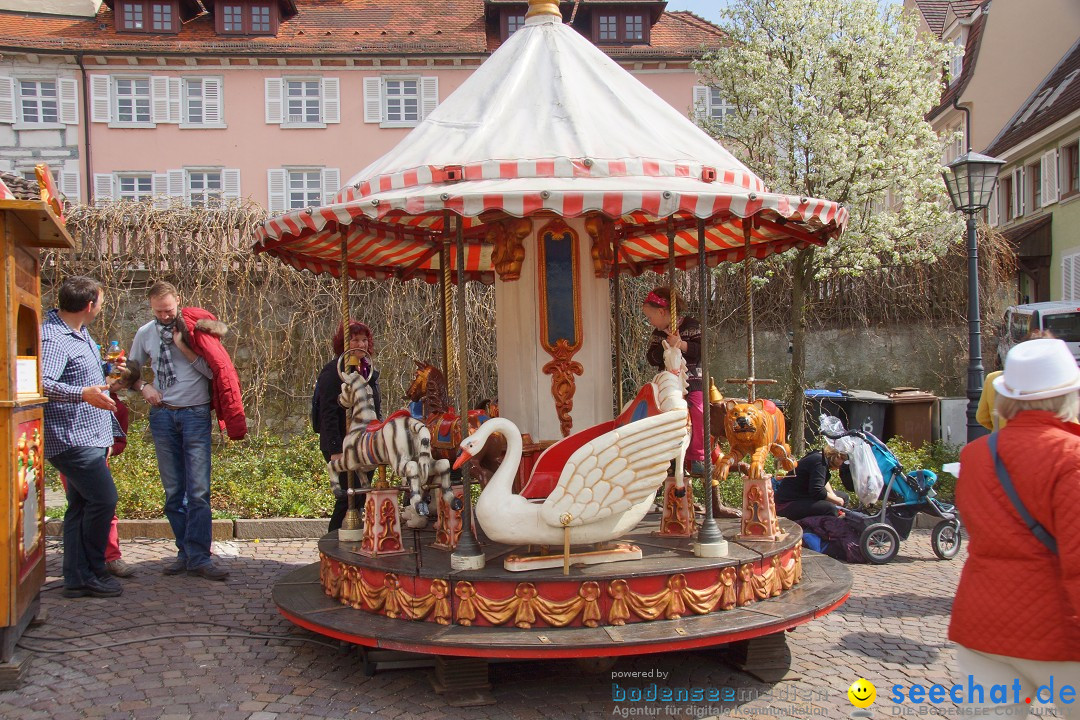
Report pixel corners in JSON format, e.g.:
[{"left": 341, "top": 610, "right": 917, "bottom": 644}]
[{"left": 993, "top": 338, "right": 1080, "bottom": 401}]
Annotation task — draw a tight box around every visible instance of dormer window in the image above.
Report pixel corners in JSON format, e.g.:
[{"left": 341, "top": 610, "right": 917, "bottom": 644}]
[
  {"left": 505, "top": 12, "right": 526, "bottom": 37},
  {"left": 218, "top": 3, "right": 279, "bottom": 35},
  {"left": 117, "top": 1, "right": 179, "bottom": 33},
  {"left": 593, "top": 11, "right": 649, "bottom": 44}
]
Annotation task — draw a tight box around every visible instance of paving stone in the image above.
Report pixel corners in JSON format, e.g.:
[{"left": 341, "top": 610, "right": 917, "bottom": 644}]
[{"left": 0, "top": 532, "right": 1008, "bottom": 719}]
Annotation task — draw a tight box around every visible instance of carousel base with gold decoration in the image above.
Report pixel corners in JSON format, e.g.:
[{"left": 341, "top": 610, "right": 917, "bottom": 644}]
[{"left": 273, "top": 514, "right": 851, "bottom": 663}]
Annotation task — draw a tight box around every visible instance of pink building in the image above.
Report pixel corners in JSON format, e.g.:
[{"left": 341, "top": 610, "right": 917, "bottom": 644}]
[{"left": 0, "top": 0, "right": 724, "bottom": 211}]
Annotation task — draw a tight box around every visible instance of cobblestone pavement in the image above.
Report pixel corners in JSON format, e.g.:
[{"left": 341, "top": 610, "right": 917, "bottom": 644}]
[{"left": 0, "top": 531, "right": 1052, "bottom": 720}]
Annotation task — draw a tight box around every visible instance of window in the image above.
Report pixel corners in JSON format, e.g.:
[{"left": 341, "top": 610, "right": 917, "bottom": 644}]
[
  {"left": 362, "top": 76, "right": 437, "bottom": 127},
  {"left": 151, "top": 3, "right": 173, "bottom": 31},
  {"left": 117, "top": 174, "right": 154, "bottom": 201},
  {"left": 251, "top": 5, "right": 271, "bottom": 32},
  {"left": 114, "top": 77, "right": 151, "bottom": 124},
  {"left": 1029, "top": 161, "right": 1042, "bottom": 210},
  {"left": 18, "top": 81, "right": 58, "bottom": 124},
  {"left": 182, "top": 77, "right": 223, "bottom": 126},
  {"left": 594, "top": 11, "right": 650, "bottom": 43},
  {"left": 384, "top": 79, "right": 419, "bottom": 124},
  {"left": 223, "top": 5, "right": 243, "bottom": 31},
  {"left": 599, "top": 15, "right": 617, "bottom": 41},
  {"left": 1002, "top": 175, "right": 1014, "bottom": 220},
  {"left": 121, "top": 2, "right": 144, "bottom": 30},
  {"left": 504, "top": 12, "right": 526, "bottom": 38},
  {"left": 19, "top": 166, "right": 79, "bottom": 202},
  {"left": 949, "top": 35, "right": 963, "bottom": 84},
  {"left": 692, "top": 86, "right": 735, "bottom": 131},
  {"left": 218, "top": 3, "right": 277, "bottom": 35},
  {"left": 286, "top": 79, "right": 321, "bottom": 124},
  {"left": 1064, "top": 141, "right": 1080, "bottom": 198},
  {"left": 287, "top": 170, "right": 322, "bottom": 209},
  {"left": 267, "top": 167, "right": 340, "bottom": 212},
  {"left": 188, "top": 170, "right": 223, "bottom": 208},
  {"left": 943, "top": 124, "right": 964, "bottom": 165},
  {"left": 117, "top": 1, "right": 178, "bottom": 34}
]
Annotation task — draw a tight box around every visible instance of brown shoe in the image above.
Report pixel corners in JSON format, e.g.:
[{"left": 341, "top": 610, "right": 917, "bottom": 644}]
[{"left": 105, "top": 559, "right": 136, "bottom": 578}]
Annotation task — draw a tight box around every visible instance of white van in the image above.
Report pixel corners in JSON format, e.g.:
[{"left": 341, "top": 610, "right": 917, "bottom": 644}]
[{"left": 998, "top": 302, "right": 1080, "bottom": 368}]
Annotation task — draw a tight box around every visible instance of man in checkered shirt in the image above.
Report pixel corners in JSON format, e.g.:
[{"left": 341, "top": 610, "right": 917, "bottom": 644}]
[{"left": 41, "top": 275, "right": 124, "bottom": 599}]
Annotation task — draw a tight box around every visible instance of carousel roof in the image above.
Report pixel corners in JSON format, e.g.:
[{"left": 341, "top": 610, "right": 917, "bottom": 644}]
[{"left": 253, "top": 8, "right": 848, "bottom": 284}]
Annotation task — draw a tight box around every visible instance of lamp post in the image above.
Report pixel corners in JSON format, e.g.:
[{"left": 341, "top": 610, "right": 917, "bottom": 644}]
[{"left": 942, "top": 151, "right": 1005, "bottom": 443}]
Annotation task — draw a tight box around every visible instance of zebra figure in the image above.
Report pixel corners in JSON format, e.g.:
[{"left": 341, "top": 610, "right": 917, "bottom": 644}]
[{"left": 329, "top": 356, "right": 456, "bottom": 529}]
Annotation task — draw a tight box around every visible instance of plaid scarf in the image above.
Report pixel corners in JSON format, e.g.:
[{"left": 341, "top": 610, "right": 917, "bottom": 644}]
[{"left": 156, "top": 317, "right": 179, "bottom": 389}]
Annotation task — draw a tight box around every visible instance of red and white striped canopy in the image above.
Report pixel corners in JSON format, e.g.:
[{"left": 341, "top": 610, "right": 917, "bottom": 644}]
[{"left": 253, "top": 14, "right": 847, "bottom": 284}]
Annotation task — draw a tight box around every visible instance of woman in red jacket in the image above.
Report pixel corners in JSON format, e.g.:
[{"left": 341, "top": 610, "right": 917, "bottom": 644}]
[{"left": 950, "top": 338, "right": 1080, "bottom": 716}]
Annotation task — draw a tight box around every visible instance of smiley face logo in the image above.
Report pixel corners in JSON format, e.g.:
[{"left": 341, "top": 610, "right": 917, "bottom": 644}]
[{"left": 848, "top": 678, "right": 876, "bottom": 708}]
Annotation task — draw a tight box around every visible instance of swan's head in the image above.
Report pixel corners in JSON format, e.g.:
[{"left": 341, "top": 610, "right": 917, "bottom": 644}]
[{"left": 452, "top": 417, "right": 512, "bottom": 470}]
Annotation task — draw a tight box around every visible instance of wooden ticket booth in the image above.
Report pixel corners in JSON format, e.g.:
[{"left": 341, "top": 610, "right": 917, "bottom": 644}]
[{"left": 0, "top": 196, "right": 74, "bottom": 684}]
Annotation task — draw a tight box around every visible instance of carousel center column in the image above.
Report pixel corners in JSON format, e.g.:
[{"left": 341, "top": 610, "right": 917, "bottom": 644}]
[{"left": 493, "top": 216, "right": 613, "bottom": 444}]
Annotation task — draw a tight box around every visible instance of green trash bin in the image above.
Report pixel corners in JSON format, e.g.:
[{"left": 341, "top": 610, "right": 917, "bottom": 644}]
[
  {"left": 884, "top": 387, "right": 938, "bottom": 449},
  {"left": 841, "top": 390, "right": 891, "bottom": 438}
]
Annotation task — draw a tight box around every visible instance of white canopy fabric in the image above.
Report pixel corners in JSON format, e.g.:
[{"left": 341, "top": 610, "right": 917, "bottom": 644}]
[{"left": 254, "top": 13, "right": 847, "bottom": 284}]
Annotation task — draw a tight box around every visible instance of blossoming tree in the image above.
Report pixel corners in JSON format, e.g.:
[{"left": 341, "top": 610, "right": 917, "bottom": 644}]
[{"left": 693, "top": 0, "right": 962, "bottom": 450}]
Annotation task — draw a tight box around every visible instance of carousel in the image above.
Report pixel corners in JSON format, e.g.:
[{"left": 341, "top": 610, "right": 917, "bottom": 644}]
[{"left": 258, "top": 0, "right": 852, "bottom": 697}]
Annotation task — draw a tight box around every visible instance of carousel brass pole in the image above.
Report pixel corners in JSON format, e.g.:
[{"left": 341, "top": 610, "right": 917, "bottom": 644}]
[
  {"left": 743, "top": 221, "right": 756, "bottom": 403},
  {"left": 695, "top": 218, "right": 727, "bottom": 557},
  {"left": 613, "top": 234, "right": 623, "bottom": 412},
  {"left": 338, "top": 231, "right": 363, "bottom": 542},
  {"left": 451, "top": 215, "right": 485, "bottom": 570},
  {"left": 440, "top": 235, "right": 452, "bottom": 376},
  {"left": 666, "top": 223, "right": 678, "bottom": 334}
]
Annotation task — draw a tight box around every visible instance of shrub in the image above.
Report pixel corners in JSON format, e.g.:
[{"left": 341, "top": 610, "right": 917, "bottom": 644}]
[{"left": 109, "top": 421, "right": 335, "bottom": 519}]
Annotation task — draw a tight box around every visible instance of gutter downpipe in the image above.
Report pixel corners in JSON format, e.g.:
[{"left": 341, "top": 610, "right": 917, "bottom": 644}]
[
  {"left": 952, "top": 96, "right": 971, "bottom": 153},
  {"left": 77, "top": 52, "right": 92, "bottom": 205}
]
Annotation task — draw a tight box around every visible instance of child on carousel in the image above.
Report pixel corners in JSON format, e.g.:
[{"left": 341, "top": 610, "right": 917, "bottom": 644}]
[{"left": 642, "top": 285, "right": 741, "bottom": 518}]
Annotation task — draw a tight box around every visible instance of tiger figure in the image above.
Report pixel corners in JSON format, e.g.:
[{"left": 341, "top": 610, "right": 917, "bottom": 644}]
[
  {"left": 713, "top": 398, "right": 797, "bottom": 486},
  {"left": 329, "top": 356, "right": 455, "bottom": 529}
]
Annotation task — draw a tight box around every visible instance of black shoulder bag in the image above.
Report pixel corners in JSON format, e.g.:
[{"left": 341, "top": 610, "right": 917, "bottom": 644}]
[{"left": 987, "top": 432, "right": 1058, "bottom": 554}]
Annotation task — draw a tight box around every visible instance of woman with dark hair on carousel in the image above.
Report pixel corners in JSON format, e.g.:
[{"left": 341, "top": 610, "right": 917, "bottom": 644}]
[
  {"left": 312, "top": 321, "right": 380, "bottom": 533},
  {"left": 950, "top": 338, "right": 1080, "bottom": 716},
  {"left": 642, "top": 285, "right": 740, "bottom": 518}
]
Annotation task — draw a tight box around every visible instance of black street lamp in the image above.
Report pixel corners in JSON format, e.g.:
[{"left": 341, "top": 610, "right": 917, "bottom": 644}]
[{"left": 942, "top": 151, "right": 1005, "bottom": 443}]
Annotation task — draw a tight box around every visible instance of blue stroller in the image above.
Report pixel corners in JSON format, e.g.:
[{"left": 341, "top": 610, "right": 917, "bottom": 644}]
[{"left": 822, "top": 427, "right": 962, "bottom": 564}]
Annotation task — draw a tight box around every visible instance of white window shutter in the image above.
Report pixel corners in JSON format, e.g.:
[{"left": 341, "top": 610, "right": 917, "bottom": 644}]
[
  {"left": 987, "top": 186, "right": 998, "bottom": 226},
  {"left": 1041, "top": 149, "right": 1059, "bottom": 206},
  {"left": 59, "top": 170, "right": 79, "bottom": 203},
  {"left": 58, "top": 78, "right": 79, "bottom": 124},
  {"left": 90, "top": 75, "right": 111, "bottom": 123},
  {"left": 692, "top": 85, "right": 709, "bottom": 121},
  {"left": 152, "top": 172, "right": 169, "bottom": 208},
  {"left": 223, "top": 168, "right": 241, "bottom": 201},
  {"left": 151, "top": 76, "right": 170, "bottom": 124},
  {"left": 267, "top": 168, "right": 287, "bottom": 212},
  {"left": 203, "top": 77, "right": 223, "bottom": 125},
  {"left": 167, "top": 169, "right": 186, "bottom": 203},
  {"left": 265, "top": 77, "right": 283, "bottom": 124},
  {"left": 93, "top": 173, "right": 114, "bottom": 205},
  {"left": 0, "top": 76, "right": 14, "bottom": 124},
  {"left": 321, "top": 77, "right": 340, "bottom": 124},
  {"left": 1012, "top": 168, "right": 1025, "bottom": 217},
  {"left": 363, "top": 76, "right": 382, "bottom": 123},
  {"left": 420, "top": 76, "right": 438, "bottom": 119},
  {"left": 167, "top": 78, "right": 182, "bottom": 123},
  {"left": 321, "top": 167, "right": 340, "bottom": 205},
  {"left": 1064, "top": 254, "right": 1080, "bottom": 302}
]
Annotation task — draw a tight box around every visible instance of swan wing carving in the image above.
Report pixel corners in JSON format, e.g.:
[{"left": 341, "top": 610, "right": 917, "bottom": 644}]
[{"left": 539, "top": 408, "right": 688, "bottom": 528}]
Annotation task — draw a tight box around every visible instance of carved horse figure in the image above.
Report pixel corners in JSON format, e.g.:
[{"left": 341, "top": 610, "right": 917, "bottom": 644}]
[
  {"left": 330, "top": 357, "right": 453, "bottom": 529},
  {"left": 405, "top": 360, "right": 506, "bottom": 487}
]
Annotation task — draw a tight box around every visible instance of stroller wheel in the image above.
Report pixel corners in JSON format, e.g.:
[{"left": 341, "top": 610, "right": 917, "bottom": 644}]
[
  {"left": 860, "top": 523, "right": 900, "bottom": 564},
  {"left": 931, "top": 519, "right": 963, "bottom": 560}
]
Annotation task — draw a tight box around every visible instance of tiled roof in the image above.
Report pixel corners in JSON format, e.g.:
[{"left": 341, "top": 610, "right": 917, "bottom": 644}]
[
  {"left": 0, "top": 0, "right": 719, "bottom": 58},
  {"left": 913, "top": 0, "right": 981, "bottom": 37},
  {"left": 985, "top": 38, "right": 1080, "bottom": 157},
  {"left": 926, "top": 9, "right": 986, "bottom": 121}
]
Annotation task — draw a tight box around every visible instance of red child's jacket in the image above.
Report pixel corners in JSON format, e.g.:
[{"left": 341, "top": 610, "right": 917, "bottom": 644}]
[{"left": 179, "top": 306, "right": 248, "bottom": 441}]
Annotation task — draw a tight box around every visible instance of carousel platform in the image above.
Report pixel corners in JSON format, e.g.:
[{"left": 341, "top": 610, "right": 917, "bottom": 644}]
[{"left": 273, "top": 515, "right": 851, "bottom": 660}]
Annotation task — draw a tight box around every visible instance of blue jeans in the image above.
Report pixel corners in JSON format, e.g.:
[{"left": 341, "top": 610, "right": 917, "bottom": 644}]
[
  {"left": 149, "top": 404, "right": 213, "bottom": 568},
  {"left": 47, "top": 446, "right": 117, "bottom": 588}
]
